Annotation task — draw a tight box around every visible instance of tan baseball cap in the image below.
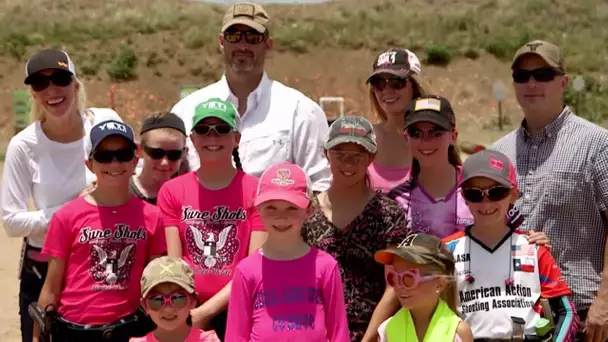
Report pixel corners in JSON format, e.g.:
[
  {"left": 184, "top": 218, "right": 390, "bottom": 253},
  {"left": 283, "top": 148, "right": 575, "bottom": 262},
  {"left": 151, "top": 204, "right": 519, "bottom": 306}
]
[
  {"left": 222, "top": 3, "right": 270, "bottom": 34},
  {"left": 511, "top": 40, "right": 565, "bottom": 73},
  {"left": 374, "top": 234, "right": 455, "bottom": 273},
  {"left": 140, "top": 256, "right": 195, "bottom": 298}
]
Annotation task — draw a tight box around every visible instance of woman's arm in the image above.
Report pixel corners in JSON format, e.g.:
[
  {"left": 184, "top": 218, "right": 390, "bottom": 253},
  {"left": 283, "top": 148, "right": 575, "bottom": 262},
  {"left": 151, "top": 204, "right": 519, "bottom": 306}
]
[
  {"left": 165, "top": 226, "right": 182, "bottom": 257},
  {"left": 32, "top": 257, "right": 65, "bottom": 342},
  {"left": 1, "top": 139, "right": 61, "bottom": 238},
  {"left": 361, "top": 285, "right": 400, "bottom": 342}
]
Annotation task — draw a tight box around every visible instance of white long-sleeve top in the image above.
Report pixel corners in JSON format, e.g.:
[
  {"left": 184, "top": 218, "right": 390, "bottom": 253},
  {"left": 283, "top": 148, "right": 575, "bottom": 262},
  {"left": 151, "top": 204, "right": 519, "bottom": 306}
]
[
  {"left": 171, "top": 73, "right": 332, "bottom": 192},
  {"left": 0, "top": 108, "right": 122, "bottom": 248}
]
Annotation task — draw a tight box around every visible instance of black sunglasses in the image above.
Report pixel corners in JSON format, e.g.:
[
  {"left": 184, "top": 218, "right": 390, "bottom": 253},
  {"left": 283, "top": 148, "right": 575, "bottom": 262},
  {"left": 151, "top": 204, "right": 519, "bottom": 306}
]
[
  {"left": 29, "top": 71, "right": 73, "bottom": 92},
  {"left": 512, "top": 68, "right": 563, "bottom": 84},
  {"left": 92, "top": 148, "right": 135, "bottom": 164},
  {"left": 143, "top": 145, "right": 183, "bottom": 161},
  {"left": 223, "top": 30, "right": 266, "bottom": 45},
  {"left": 405, "top": 127, "right": 448, "bottom": 139},
  {"left": 193, "top": 124, "right": 233, "bottom": 136},
  {"left": 462, "top": 186, "right": 511, "bottom": 203},
  {"left": 369, "top": 76, "right": 408, "bottom": 91}
]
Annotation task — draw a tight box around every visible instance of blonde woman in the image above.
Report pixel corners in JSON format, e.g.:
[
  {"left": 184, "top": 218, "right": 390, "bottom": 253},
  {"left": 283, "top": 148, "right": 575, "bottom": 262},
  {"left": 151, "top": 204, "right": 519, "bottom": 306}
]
[
  {"left": 0, "top": 49, "right": 121, "bottom": 342},
  {"left": 367, "top": 48, "right": 430, "bottom": 193}
]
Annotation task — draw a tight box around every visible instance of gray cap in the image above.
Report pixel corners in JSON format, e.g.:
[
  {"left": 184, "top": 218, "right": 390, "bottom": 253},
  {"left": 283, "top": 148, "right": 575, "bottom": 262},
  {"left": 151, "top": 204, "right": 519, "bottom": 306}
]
[
  {"left": 325, "top": 116, "right": 377, "bottom": 153},
  {"left": 460, "top": 149, "right": 518, "bottom": 188}
]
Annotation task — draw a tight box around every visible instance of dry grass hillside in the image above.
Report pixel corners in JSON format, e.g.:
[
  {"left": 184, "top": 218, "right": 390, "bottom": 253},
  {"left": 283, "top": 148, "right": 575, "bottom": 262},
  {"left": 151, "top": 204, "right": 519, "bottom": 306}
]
[{"left": 0, "top": 0, "right": 606, "bottom": 152}]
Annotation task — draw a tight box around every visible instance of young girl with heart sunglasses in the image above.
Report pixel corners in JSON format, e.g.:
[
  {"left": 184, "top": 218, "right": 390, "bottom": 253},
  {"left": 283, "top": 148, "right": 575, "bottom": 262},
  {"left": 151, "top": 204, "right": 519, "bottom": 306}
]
[
  {"left": 374, "top": 233, "right": 473, "bottom": 342},
  {"left": 130, "top": 256, "right": 220, "bottom": 342}
]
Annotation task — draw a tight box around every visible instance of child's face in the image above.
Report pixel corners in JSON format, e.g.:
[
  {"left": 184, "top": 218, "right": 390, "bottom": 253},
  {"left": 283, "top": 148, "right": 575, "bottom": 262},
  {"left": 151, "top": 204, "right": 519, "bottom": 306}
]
[
  {"left": 257, "top": 200, "right": 311, "bottom": 235},
  {"left": 140, "top": 129, "right": 186, "bottom": 182},
  {"left": 142, "top": 282, "right": 196, "bottom": 331},
  {"left": 405, "top": 122, "right": 456, "bottom": 167},
  {"left": 86, "top": 136, "right": 137, "bottom": 187},
  {"left": 190, "top": 117, "right": 239, "bottom": 164},
  {"left": 389, "top": 258, "right": 446, "bottom": 310},
  {"left": 325, "top": 143, "right": 373, "bottom": 187},
  {"left": 461, "top": 177, "right": 518, "bottom": 226}
]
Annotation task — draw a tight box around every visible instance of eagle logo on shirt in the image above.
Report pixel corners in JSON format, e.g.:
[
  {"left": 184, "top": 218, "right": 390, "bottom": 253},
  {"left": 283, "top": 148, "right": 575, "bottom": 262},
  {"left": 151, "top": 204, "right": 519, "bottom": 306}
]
[
  {"left": 186, "top": 224, "right": 239, "bottom": 269},
  {"left": 89, "top": 243, "right": 136, "bottom": 286}
]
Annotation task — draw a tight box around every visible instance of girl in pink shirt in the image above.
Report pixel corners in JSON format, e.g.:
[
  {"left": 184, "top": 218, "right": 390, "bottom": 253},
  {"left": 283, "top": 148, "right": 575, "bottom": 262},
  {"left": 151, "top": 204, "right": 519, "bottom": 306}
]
[
  {"left": 130, "top": 256, "right": 220, "bottom": 342},
  {"left": 226, "top": 162, "right": 350, "bottom": 342},
  {"left": 36, "top": 120, "right": 166, "bottom": 342},
  {"left": 158, "top": 98, "right": 266, "bottom": 340}
]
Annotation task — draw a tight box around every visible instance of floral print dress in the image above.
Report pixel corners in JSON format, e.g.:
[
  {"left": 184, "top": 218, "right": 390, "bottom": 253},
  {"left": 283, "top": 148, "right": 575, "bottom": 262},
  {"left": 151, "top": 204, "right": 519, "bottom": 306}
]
[{"left": 302, "top": 192, "right": 408, "bottom": 342}]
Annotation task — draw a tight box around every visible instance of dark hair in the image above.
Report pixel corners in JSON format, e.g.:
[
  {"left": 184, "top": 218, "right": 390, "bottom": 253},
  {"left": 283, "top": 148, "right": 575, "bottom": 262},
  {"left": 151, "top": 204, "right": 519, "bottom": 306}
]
[{"left": 232, "top": 148, "right": 243, "bottom": 170}]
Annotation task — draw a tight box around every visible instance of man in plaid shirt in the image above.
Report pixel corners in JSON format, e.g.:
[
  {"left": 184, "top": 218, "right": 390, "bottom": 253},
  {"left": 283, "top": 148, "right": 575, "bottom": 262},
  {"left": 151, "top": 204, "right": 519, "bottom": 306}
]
[{"left": 492, "top": 40, "right": 608, "bottom": 342}]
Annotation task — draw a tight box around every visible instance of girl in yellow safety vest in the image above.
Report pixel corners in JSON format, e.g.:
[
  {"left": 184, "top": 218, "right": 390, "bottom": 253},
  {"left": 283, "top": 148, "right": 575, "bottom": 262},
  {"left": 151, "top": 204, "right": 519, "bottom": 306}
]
[{"left": 374, "top": 233, "right": 473, "bottom": 342}]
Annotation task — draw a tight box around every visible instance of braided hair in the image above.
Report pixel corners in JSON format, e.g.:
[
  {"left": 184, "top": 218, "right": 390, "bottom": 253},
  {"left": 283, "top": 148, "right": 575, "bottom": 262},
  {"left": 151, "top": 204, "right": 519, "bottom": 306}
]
[{"left": 232, "top": 148, "right": 243, "bottom": 170}]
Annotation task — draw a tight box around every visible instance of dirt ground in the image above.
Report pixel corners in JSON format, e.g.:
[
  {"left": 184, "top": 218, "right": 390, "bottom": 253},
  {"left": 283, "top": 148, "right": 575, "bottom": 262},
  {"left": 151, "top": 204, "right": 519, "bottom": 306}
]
[{"left": 0, "top": 163, "right": 23, "bottom": 342}]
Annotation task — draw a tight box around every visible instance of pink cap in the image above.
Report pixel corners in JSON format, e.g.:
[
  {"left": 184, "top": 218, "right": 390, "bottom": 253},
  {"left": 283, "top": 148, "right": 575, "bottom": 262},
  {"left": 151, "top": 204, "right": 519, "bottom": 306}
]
[{"left": 255, "top": 162, "right": 312, "bottom": 209}]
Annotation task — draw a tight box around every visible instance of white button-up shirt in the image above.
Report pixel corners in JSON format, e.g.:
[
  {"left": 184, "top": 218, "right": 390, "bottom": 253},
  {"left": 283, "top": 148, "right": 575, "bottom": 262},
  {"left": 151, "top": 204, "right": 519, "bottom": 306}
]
[{"left": 171, "top": 73, "right": 331, "bottom": 192}]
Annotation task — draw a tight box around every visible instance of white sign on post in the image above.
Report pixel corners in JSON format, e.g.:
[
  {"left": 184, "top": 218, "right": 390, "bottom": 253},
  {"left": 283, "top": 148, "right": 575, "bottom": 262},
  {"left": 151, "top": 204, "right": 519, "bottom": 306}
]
[
  {"left": 493, "top": 81, "right": 507, "bottom": 101},
  {"left": 572, "top": 76, "right": 585, "bottom": 92},
  {"left": 319, "top": 97, "right": 345, "bottom": 124}
]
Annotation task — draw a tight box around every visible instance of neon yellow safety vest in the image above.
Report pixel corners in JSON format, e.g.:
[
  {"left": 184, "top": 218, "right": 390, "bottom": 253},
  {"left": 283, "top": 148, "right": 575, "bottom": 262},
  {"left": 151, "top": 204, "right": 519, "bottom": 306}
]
[{"left": 386, "top": 299, "right": 461, "bottom": 342}]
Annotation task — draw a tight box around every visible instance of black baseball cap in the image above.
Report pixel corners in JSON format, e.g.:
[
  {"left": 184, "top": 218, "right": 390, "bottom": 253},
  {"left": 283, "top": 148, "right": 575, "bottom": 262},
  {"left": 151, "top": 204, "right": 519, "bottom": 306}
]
[
  {"left": 404, "top": 95, "right": 456, "bottom": 131},
  {"left": 24, "top": 49, "right": 76, "bottom": 85},
  {"left": 460, "top": 149, "right": 518, "bottom": 188},
  {"left": 367, "top": 48, "right": 421, "bottom": 82},
  {"left": 89, "top": 120, "right": 136, "bottom": 157},
  {"left": 375, "top": 234, "right": 455, "bottom": 273}
]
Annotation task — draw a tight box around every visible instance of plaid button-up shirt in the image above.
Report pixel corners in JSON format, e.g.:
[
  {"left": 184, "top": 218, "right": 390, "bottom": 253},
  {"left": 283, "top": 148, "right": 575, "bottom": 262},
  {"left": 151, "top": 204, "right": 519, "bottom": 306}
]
[{"left": 491, "top": 106, "right": 608, "bottom": 311}]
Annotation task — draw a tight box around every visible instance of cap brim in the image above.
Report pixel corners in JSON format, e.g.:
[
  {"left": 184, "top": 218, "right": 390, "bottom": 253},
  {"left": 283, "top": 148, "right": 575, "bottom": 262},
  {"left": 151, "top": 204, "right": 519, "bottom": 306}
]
[
  {"left": 222, "top": 19, "right": 266, "bottom": 33},
  {"left": 142, "top": 278, "right": 195, "bottom": 298},
  {"left": 404, "top": 111, "right": 452, "bottom": 130},
  {"left": 367, "top": 68, "right": 412, "bottom": 83},
  {"left": 254, "top": 190, "right": 310, "bottom": 209},
  {"left": 325, "top": 136, "right": 377, "bottom": 153},
  {"left": 192, "top": 115, "right": 236, "bottom": 130},
  {"left": 374, "top": 247, "right": 436, "bottom": 266},
  {"left": 24, "top": 68, "right": 74, "bottom": 85},
  {"left": 511, "top": 52, "right": 560, "bottom": 70},
  {"left": 459, "top": 172, "right": 513, "bottom": 188},
  {"left": 90, "top": 134, "right": 136, "bottom": 157}
]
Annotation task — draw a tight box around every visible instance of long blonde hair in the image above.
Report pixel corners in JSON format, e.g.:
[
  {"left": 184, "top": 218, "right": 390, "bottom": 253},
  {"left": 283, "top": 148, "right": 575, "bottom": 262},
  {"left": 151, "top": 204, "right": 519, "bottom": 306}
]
[
  {"left": 30, "top": 77, "right": 87, "bottom": 122},
  {"left": 421, "top": 262, "right": 459, "bottom": 314},
  {"left": 370, "top": 74, "right": 431, "bottom": 122}
]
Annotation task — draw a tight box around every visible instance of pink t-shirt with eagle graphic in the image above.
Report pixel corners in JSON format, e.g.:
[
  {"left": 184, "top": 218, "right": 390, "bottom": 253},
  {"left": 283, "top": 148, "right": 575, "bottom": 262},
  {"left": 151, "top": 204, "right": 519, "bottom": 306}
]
[
  {"left": 42, "top": 196, "right": 166, "bottom": 325},
  {"left": 157, "top": 170, "right": 264, "bottom": 301}
]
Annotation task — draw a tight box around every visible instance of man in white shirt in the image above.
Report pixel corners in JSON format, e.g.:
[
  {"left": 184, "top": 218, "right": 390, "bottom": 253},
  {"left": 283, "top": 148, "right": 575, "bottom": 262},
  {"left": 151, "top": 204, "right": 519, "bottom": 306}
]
[{"left": 171, "top": 2, "right": 331, "bottom": 192}]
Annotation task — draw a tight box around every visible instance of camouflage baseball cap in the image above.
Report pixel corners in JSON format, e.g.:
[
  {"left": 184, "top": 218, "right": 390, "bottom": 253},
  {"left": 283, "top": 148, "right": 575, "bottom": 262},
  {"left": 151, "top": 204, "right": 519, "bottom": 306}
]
[
  {"left": 141, "top": 256, "right": 195, "bottom": 298},
  {"left": 222, "top": 3, "right": 270, "bottom": 34},
  {"left": 512, "top": 40, "right": 565, "bottom": 73},
  {"left": 375, "top": 234, "right": 455, "bottom": 273},
  {"left": 325, "top": 116, "right": 377, "bottom": 153}
]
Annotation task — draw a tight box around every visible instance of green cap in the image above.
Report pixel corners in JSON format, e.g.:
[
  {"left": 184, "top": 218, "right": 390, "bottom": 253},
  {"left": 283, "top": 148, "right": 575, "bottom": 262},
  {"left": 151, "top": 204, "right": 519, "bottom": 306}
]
[
  {"left": 192, "top": 98, "right": 238, "bottom": 129},
  {"left": 140, "top": 256, "right": 195, "bottom": 298}
]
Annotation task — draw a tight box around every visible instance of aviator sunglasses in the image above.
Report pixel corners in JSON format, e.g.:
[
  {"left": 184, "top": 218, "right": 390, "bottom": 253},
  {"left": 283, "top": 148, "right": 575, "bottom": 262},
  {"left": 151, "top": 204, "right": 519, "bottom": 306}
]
[
  {"left": 91, "top": 148, "right": 135, "bottom": 164},
  {"left": 28, "top": 71, "right": 73, "bottom": 92},
  {"left": 369, "top": 76, "right": 408, "bottom": 91},
  {"left": 223, "top": 29, "right": 266, "bottom": 45},
  {"left": 146, "top": 291, "right": 191, "bottom": 311},
  {"left": 462, "top": 186, "right": 511, "bottom": 203},
  {"left": 385, "top": 267, "right": 442, "bottom": 290},
  {"left": 143, "top": 145, "right": 183, "bottom": 162},
  {"left": 512, "top": 68, "right": 563, "bottom": 84}
]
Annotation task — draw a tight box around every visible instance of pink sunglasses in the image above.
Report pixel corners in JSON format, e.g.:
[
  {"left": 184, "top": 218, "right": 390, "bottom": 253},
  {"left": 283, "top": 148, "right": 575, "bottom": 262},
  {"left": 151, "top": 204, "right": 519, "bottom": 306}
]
[
  {"left": 385, "top": 267, "right": 441, "bottom": 289},
  {"left": 145, "top": 291, "right": 191, "bottom": 311}
]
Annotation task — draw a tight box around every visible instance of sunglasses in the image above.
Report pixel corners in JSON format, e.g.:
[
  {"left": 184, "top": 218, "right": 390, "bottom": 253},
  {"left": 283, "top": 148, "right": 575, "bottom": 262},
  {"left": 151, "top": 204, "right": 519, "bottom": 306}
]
[
  {"left": 512, "top": 68, "right": 562, "bottom": 84},
  {"left": 385, "top": 267, "right": 441, "bottom": 290},
  {"left": 329, "top": 150, "right": 368, "bottom": 164},
  {"left": 223, "top": 30, "right": 266, "bottom": 45},
  {"left": 369, "top": 76, "right": 408, "bottom": 91},
  {"left": 92, "top": 148, "right": 135, "bottom": 164},
  {"left": 462, "top": 186, "right": 511, "bottom": 203},
  {"left": 192, "top": 124, "right": 234, "bottom": 136},
  {"left": 405, "top": 127, "right": 448, "bottom": 140},
  {"left": 146, "top": 291, "right": 190, "bottom": 311},
  {"left": 143, "top": 145, "right": 183, "bottom": 162},
  {"left": 29, "top": 71, "right": 73, "bottom": 92}
]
